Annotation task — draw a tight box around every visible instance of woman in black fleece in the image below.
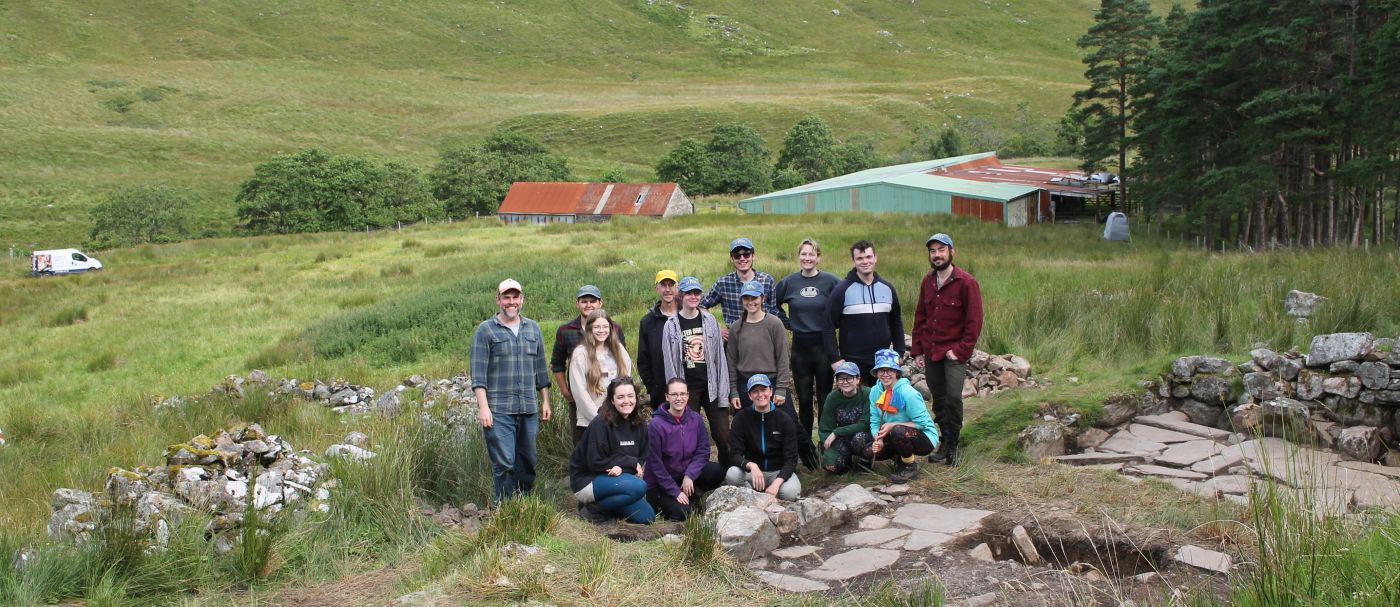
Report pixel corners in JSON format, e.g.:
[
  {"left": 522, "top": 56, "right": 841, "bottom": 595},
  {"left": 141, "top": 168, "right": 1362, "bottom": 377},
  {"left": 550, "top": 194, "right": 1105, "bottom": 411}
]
[{"left": 569, "top": 378, "right": 655, "bottom": 523}]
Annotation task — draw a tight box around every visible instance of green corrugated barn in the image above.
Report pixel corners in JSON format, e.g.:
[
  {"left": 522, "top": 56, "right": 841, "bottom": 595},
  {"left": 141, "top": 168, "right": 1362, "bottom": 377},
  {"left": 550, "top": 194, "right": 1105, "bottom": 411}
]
[{"left": 739, "top": 152, "right": 1045, "bottom": 227}]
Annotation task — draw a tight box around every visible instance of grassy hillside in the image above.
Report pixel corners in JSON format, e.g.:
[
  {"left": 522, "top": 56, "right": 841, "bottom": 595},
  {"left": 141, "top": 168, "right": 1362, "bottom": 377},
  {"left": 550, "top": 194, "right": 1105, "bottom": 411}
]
[{"left": 0, "top": 0, "right": 1101, "bottom": 246}]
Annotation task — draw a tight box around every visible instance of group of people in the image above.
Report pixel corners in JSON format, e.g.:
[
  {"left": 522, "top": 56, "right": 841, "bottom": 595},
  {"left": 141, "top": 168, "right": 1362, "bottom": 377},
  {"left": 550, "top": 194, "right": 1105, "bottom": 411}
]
[{"left": 470, "top": 232, "right": 984, "bottom": 524}]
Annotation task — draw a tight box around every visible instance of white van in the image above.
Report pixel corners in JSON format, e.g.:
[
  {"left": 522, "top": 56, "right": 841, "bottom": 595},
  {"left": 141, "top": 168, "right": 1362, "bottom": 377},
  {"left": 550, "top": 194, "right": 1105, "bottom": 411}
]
[{"left": 31, "top": 249, "right": 103, "bottom": 276}]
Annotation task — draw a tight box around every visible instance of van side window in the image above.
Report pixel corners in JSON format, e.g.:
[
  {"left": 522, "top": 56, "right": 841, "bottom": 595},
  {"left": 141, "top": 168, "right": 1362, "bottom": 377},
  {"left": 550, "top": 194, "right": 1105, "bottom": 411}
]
[{"left": 72, "top": 253, "right": 87, "bottom": 261}]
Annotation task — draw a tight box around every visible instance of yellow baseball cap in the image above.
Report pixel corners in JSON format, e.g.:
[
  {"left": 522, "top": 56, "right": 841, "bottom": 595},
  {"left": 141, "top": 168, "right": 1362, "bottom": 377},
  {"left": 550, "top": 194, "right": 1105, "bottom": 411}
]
[{"left": 654, "top": 269, "right": 679, "bottom": 284}]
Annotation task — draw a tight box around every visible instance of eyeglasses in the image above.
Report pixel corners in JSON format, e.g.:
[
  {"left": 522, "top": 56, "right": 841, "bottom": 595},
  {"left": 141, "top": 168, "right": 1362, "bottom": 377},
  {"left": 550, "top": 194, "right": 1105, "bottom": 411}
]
[
  {"left": 666, "top": 392, "right": 689, "bottom": 398},
  {"left": 730, "top": 250, "right": 753, "bottom": 259},
  {"left": 836, "top": 376, "right": 858, "bottom": 383}
]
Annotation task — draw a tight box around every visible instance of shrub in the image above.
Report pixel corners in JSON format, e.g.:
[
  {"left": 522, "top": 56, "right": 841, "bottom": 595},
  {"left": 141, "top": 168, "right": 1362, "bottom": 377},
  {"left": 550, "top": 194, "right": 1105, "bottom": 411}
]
[
  {"left": 428, "top": 130, "right": 571, "bottom": 218},
  {"left": 88, "top": 185, "right": 193, "bottom": 249},
  {"left": 236, "top": 149, "right": 441, "bottom": 234}
]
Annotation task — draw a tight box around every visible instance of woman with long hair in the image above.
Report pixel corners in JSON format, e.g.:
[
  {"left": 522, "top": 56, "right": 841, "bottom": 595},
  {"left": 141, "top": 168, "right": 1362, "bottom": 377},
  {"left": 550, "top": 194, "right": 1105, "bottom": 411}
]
[
  {"left": 569, "top": 377, "right": 655, "bottom": 523},
  {"left": 568, "top": 308, "right": 632, "bottom": 444},
  {"left": 726, "top": 280, "right": 818, "bottom": 469}
]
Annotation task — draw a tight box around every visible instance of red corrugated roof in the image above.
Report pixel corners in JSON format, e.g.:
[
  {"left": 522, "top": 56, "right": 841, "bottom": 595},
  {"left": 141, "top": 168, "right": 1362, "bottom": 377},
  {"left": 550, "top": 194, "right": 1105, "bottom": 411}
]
[
  {"left": 500, "top": 182, "right": 679, "bottom": 216},
  {"left": 499, "top": 182, "right": 589, "bottom": 214},
  {"left": 930, "top": 157, "right": 1108, "bottom": 196}
]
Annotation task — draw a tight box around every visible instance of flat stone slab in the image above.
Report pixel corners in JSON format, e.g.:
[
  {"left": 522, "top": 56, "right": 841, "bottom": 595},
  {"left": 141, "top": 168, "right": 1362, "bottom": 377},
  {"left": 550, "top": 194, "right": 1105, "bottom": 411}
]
[
  {"left": 1175, "top": 545, "right": 1232, "bottom": 574},
  {"left": 842, "top": 528, "right": 911, "bottom": 547},
  {"left": 1155, "top": 440, "right": 1227, "bottom": 467},
  {"left": 1134, "top": 414, "right": 1233, "bottom": 441},
  {"left": 1203, "top": 475, "right": 1256, "bottom": 496},
  {"left": 806, "top": 548, "right": 901, "bottom": 581},
  {"left": 1097, "top": 432, "right": 1167, "bottom": 455},
  {"left": 1188, "top": 444, "right": 1248, "bottom": 475},
  {"left": 891, "top": 503, "right": 995, "bottom": 534},
  {"left": 1127, "top": 423, "right": 1208, "bottom": 445},
  {"left": 1051, "top": 452, "right": 1147, "bottom": 466},
  {"left": 902, "top": 530, "right": 958, "bottom": 551},
  {"left": 1348, "top": 469, "right": 1400, "bottom": 510},
  {"left": 1337, "top": 461, "right": 1400, "bottom": 481},
  {"left": 1238, "top": 438, "right": 1343, "bottom": 489},
  {"left": 858, "top": 515, "right": 891, "bottom": 530},
  {"left": 771, "top": 545, "right": 820, "bottom": 559},
  {"left": 754, "top": 570, "right": 830, "bottom": 593},
  {"left": 1127, "top": 464, "right": 1209, "bottom": 481}
]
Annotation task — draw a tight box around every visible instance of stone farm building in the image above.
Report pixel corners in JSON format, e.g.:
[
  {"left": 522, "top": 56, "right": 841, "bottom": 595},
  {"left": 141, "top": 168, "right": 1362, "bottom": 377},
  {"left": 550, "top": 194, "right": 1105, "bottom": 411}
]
[
  {"left": 498, "top": 182, "right": 693, "bottom": 224},
  {"left": 739, "top": 152, "right": 1115, "bottom": 226}
]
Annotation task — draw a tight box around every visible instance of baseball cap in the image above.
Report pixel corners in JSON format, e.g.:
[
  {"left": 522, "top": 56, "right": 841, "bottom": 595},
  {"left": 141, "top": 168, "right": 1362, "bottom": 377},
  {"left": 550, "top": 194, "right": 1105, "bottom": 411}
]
[
  {"left": 834, "top": 361, "right": 861, "bottom": 378},
  {"left": 576, "top": 284, "right": 602, "bottom": 300},
  {"left": 745, "top": 374, "right": 772, "bottom": 391},
  {"left": 739, "top": 281, "right": 763, "bottom": 298},
  {"left": 872, "top": 348, "right": 902, "bottom": 373},
  {"left": 654, "top": 269, "right": 679, "bottom": 284},
  {"left": 497, "top": 278, "right": 523, "bottom": 294},
  {"left": 926, "top": 233, "right": 954, "bottom": 249},
  {"left": 729, "top": 237, "right": 755, "bottom": 253},
  {"left": 678, "top": 276, "right": 703, "bottom": 293}
]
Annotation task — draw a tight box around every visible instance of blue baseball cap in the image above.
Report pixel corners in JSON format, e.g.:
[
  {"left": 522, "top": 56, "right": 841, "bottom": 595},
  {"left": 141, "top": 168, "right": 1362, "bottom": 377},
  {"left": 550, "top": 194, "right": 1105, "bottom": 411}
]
[
  {"left": 678, "top": 276, "right": 703, "bottom": 293},
  {"left": 834, "top": 361, "right": 861, "bottom": 378},
  {"left": 926, "top": 233, "right": 954, "bottom": 249},
  {"left": 739, "top": 280, "right": 763, "bottom": 298},
  {"left": 576, "top": 284, "right": 602, "bottom": 300},
  {"left": 729, "top": 237, "right": 755, "bottom": 253},
  {"left": 872, "top": 349, "right": 902, "bottom": 373},
  {"left": 745, "top": 374, "right": 772, "bottom": 391}
]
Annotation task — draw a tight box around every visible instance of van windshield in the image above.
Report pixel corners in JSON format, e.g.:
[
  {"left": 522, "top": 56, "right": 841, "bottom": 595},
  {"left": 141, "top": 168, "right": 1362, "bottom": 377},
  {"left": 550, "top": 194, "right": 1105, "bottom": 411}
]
[{"left": 72, "top": 253, "right": 87, "bottom": 261}]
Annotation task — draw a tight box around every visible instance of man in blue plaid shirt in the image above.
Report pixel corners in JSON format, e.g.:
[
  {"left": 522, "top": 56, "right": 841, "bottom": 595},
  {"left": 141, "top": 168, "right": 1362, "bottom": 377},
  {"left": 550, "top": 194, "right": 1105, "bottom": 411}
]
[
  {"left": 701, "top": 237, "right": 786, "bottom": 337},
  {"left": 472, "top": 278, "right": 552, "bottom": 503}
]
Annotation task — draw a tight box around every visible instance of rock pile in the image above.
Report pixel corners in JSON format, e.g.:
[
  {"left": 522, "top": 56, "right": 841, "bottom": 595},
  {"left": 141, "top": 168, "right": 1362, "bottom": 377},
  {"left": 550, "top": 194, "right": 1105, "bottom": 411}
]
[
  {"left": 899, "top": 335, "right": 1037, "bottom": 399},
  {"left": 1022, "top": 332, "right": 1400, "bottom": 515},
  {"left": 48, "top": 423, "right": 347, "bottom": 553},
  {"left": 154, "top": 371, "right": 474, "bottom": 422}
]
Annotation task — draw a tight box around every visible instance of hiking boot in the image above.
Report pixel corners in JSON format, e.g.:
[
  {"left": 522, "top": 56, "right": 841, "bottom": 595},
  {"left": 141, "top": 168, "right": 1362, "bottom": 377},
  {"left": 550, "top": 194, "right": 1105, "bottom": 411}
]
[
  {"left": 887, "top": 459, "right": 919, "bottom": 484},
  {"left": 944, "top": 442, "right": 960, "bottom": 467},
  {"left": 926, "top": 441, "right": 949, "bottom": 463},
  {"left": 577, "top": 502, "right": 607, "bottom": 523}
]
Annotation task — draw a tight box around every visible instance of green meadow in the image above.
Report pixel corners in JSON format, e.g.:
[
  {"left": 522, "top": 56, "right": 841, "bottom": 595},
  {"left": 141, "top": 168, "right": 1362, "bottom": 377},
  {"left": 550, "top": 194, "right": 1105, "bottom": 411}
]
[{"left": 2, "top": 0, "right": 1098, "bottom": 246}]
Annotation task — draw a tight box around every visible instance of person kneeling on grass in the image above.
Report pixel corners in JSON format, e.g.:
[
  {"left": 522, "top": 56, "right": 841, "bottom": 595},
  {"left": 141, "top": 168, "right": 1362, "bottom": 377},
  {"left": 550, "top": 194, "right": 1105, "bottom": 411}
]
[
  {"left": 819, "top": 361, "right": 873, "bottom": 474},
  {"left": 724, "top": 374, "right": 802, "bottom": 500},
  {"left": 853, "top": 349, "right": 939, "bottom": 484},
  {"left": 644, "top": 378, "right": 727, "bottom": 521},
  {"left": 569, "top": 377, "right": 656, "bottom": 524}
]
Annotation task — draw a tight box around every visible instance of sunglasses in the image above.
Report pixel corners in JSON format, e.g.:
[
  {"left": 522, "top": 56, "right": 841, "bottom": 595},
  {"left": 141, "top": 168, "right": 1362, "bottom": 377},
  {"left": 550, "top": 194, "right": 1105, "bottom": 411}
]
[{"left": 730, "top": 250, "right": 753, "bottom": 259}]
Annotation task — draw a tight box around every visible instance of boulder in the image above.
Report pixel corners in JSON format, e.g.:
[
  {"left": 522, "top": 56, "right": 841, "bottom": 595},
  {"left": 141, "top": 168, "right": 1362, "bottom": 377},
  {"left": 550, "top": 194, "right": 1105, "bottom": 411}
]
[
  {"left": 1336, "top": 426, "right": 1382, "bottom": 462},
  {"left": 47, "top": 489, "right": 100, "bottom": 544},
  {"left": 1171, "top": 356, "right": 1200, "bottom": 379},
  {"left": 1322, "top": 376, "right": 1362, "bottom": 399},
  {"left": 704, "top": 485, "right": 777, "bottom": 516},
  {"left": 1017, "top": 422, "right": 1068, "bottom": 460},
  {"left": 795, "top": 497, "right": 840, "bottom": 537},
  {"left": 827, "top": 484, "right": 883, "bottom": 518},
  {"left": 1305, "top": 332, "right": 1374, "bottom": 367},
  {"left": 1075, "top": 428, "right": 1111, "bottom": 450},
  {"left": 372, "top": 390, "right": 403, "bottom": 415},
  {"left": 1250, "top": 348, "right": 1282, "bottom": 372},
  {"left": 1244, "top": 372, "right": 1281, "bottom": 401},
  {"left": 328, "top": 388, "right": 359, "bottom": 406},
  {"left": 1178, "top": 399, "right": 1226, "bottom": 428},
  {"left": 1260, "top": 398, "right": 1311, "bottom": 440},
  {"left": 1010, "top": 525, "right": 1042, "bottom": 565},
  {"left": 1196, "top": 357, "right": 1235, "bottom": 375},
  {"left": 1096, "top": 395, "right": 1140, "bottom": 428},
  {"left": 1296, "top": 371, "right": 1325, "bottom": 401},
  {"left": 344, "top": 431, "right": 370, "bottom": 449},
  {"left": 715, "top": 505, "right": 780, "bottom": 560},
  {"left": 1329, "top": 360, "right": 1360, "bottom": 374},
  {"left": 325, "top": 444, "right": 376, "bottom": 461},
  {"left": 1357, "top": 362, "right": 1391, "bottom": 390},
  {"left": 1189, "top": 375, "right": 1233, "bottom": 405},
  {"left": 1006, "top": 355, "right": 1032, "bottom": 379},
  {"left": 1230, "top": 403, "right": 1261, "bottom": 431},
  {"left": 1284, "top": 290, "right": 1326, "bottom": 318},
  {"left": 1278, "top": 357, "right": 1303, "bottom": 381},
  {"left": 968, "top": 350, "right": 991, "bottom": 370}
]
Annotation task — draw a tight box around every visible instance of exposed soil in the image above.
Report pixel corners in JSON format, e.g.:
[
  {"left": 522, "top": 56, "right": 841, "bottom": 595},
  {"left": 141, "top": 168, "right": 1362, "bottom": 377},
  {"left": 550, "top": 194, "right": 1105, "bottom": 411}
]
[{"left": 260, "top": 562, "right": 408, "bottom": 607}]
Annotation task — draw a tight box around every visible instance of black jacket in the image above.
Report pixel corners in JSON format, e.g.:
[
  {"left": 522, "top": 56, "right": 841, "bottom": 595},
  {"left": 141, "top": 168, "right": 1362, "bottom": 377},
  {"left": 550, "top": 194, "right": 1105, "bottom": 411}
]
[
  {"left": 729, "top": 405, "right": 799, "bottom": 481},
  {"left": 569, "top": 415, "right": 651, "bottom": 492},
  {"left": 636, "top": 301, "right": 672, "bottom": 406},
  {"left": 823, "top": 267, "right": 906, "bottom": 366}
]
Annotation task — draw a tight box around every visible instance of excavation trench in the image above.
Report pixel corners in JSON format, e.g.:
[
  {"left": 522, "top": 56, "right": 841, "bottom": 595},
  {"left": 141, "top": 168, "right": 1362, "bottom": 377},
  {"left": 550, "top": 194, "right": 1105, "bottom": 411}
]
[{"left": 967, "top": 513, "right": 1172, "bottom": 577}]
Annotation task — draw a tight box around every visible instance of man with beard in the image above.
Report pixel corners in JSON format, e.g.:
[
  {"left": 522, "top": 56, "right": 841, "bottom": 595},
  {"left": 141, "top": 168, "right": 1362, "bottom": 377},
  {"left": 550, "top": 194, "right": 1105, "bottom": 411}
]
[
  {"left": 637, "top": 270, "right": 680, "bottom": 409},
  {"left": 472, "top": 278, "right": 552, "bottom": 502},
  {"left": 911, "top": 233, "right": 983, "bottom": 466}
]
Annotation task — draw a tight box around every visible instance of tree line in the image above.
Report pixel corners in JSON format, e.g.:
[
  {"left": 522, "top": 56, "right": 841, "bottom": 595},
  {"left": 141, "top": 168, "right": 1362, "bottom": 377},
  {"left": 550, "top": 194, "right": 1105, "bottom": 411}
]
[{"left": 1071, "top": 0, "right": 1399, "bottom": 248}]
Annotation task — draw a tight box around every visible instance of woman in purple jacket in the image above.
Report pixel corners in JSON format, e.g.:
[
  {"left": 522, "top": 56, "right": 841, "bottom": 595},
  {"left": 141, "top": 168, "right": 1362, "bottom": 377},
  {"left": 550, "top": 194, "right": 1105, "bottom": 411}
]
[{"left": 644, "top": 378, "right": 726, "bottom": 521}]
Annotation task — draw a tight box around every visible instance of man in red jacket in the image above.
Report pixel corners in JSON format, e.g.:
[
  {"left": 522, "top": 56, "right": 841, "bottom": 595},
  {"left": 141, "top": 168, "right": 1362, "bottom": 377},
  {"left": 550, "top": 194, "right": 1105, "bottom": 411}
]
[{"left": 911, "top": 233, "right": 983, "bottom": 466}]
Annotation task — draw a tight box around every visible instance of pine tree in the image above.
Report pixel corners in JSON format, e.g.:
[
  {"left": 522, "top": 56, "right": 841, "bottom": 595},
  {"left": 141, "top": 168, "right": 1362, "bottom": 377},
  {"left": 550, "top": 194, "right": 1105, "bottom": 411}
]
[{"left": 1073, "top": 0, "right": 1161, "bottom": 211}]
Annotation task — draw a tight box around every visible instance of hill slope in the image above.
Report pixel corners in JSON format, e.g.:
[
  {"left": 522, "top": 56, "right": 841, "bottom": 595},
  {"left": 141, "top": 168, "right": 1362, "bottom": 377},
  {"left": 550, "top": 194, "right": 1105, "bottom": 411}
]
[{"left": 0, "top": 0, "right": 1100, "bottom": 245}]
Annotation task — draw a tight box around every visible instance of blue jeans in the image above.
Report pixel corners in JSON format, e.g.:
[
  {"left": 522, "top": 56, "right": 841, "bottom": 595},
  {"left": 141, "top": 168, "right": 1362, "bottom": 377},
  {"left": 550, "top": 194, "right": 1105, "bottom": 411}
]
[
  {"left": 588, "top": 474, "right": 656, "bottom": 524},
  {"left": 482, "top": 412, "right": 539, "bottom": 503}
]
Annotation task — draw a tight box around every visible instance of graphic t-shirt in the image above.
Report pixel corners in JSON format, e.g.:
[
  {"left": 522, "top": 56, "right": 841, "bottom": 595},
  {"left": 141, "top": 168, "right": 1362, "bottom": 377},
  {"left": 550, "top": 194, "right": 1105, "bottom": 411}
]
[{"left": 678, "top": 313, "right": 707, "bottom": 388}]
